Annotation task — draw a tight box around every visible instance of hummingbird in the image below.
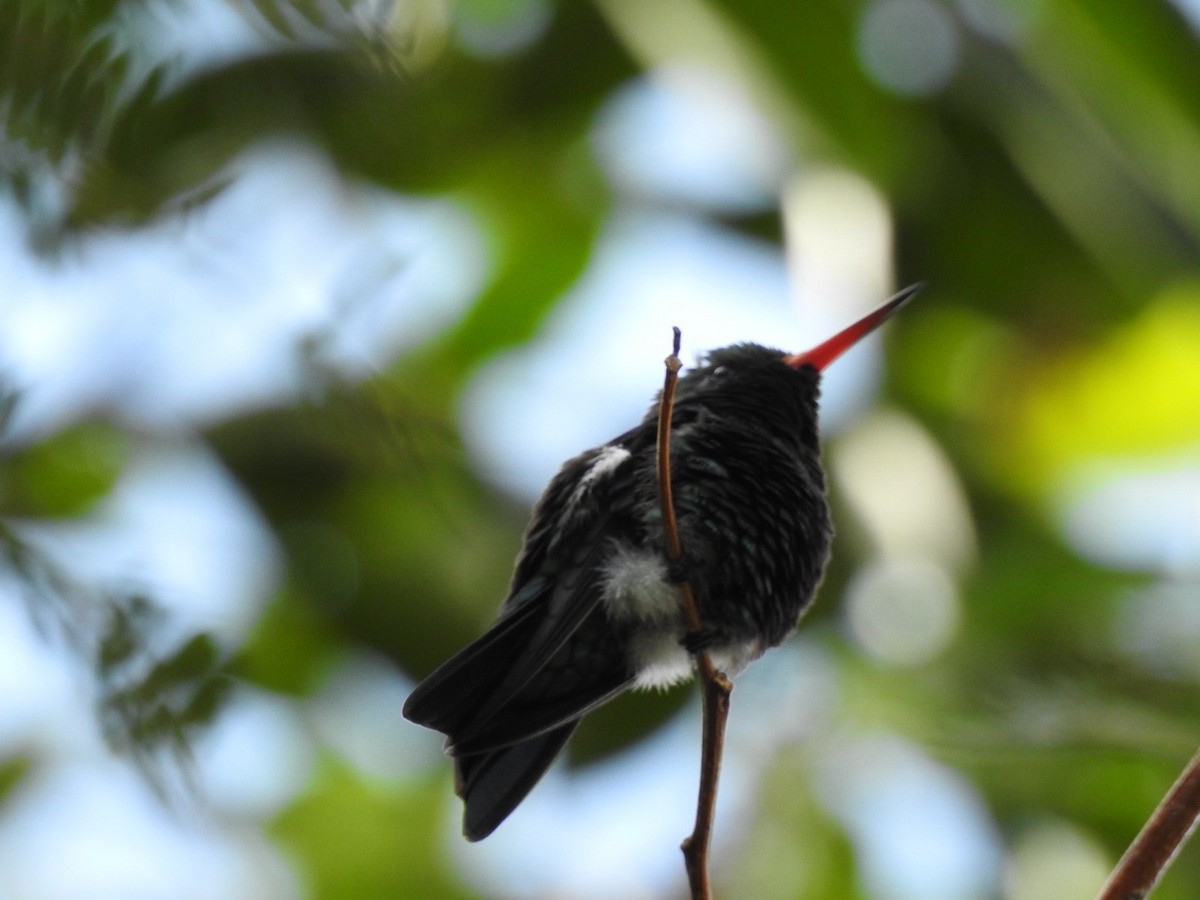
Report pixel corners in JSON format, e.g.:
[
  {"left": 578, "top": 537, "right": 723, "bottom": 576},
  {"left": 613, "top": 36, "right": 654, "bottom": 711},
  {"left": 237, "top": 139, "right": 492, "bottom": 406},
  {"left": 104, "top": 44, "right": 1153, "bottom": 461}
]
[{"left": 403, "top": 284, "right": 920, "bottom": 841}]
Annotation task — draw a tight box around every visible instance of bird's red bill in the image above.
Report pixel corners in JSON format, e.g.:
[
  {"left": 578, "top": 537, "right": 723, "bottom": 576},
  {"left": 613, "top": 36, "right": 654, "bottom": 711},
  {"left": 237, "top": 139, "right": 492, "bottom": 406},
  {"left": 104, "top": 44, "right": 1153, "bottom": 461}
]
[{"left": 784, "top": 283, "right": 923, "bottom": 372}]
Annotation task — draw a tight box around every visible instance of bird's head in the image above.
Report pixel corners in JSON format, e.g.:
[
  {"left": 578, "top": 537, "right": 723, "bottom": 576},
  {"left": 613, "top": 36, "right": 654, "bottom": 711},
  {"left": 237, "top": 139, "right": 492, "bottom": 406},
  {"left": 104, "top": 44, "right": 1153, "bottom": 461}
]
[
  {"left": 674, "top": 284, "right": 921, "bottom": 440},
  {"left": 686, "top": 283, "right": 921, "bottom": 391}
]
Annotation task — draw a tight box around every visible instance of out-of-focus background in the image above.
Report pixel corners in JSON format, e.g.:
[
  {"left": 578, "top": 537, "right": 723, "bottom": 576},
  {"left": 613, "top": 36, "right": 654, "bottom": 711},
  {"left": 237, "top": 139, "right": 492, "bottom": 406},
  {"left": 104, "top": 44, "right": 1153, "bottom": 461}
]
[{"left": 2, "top": 1, "right": 1199, "bottom": 897}]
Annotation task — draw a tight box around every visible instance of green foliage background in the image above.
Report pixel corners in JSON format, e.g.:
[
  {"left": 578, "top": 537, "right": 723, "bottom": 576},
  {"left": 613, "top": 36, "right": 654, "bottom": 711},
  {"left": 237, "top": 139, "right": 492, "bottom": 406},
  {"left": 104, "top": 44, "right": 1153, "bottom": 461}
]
[{"left": 3, "top": 0, "right": 1200, "bottom": 897}]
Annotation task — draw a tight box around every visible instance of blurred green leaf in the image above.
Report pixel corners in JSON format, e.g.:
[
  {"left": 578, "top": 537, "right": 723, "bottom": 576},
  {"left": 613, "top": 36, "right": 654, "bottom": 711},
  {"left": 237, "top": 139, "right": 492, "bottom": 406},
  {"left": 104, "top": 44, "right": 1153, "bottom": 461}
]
[
  {"left": 0, "top": 754, "right": 32, "bottom": 807},
  {"left": 274, "top": 757, "right": 475, "bottom": 900},
  {"left": 0, "top": 421, "right": 128, "bottom": 518},
  {"left": 731, "top": 745, "right": 862, "bottom": 900},
  {"left": 0, "top": 0, "right": 128, "bottom": 159},
  {"left": 206, "top": 380, "right": 524, "bottom": 677},
  {"left": 96, "top": 599, "right": 231, "bottom": 765},
  {"left": 236, "top": 588, "right": 345, "bottom": 696},
  {"left": 144, "top": 634, "right": 219, "bottom": 690}
]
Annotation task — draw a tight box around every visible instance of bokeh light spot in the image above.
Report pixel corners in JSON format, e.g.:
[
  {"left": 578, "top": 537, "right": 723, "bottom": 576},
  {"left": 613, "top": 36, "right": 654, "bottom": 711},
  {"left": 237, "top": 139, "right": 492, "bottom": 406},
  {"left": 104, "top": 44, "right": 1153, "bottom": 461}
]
[
  {"left": 845, "top": 556, "right": 961, "bottom": 665},
  {"left": 832, "top": 409, "right": 977, "bottom": 571},
  {"left": 1003, "top": 819, "right": 1111, "bottom": 900},
  {"left": 858, "top": 0, "right": 961, "bottom": 96}
]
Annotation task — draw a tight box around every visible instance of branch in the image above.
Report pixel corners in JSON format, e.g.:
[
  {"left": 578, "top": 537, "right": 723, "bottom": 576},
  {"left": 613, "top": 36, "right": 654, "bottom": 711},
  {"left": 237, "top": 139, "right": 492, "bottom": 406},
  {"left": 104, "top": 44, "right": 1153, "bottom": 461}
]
[
  {"left": 1097, "top": 743, "right": 1200, "bottom": 900},
  {"left": 656, "top": 327, "right": 733, "bottom": 900}
]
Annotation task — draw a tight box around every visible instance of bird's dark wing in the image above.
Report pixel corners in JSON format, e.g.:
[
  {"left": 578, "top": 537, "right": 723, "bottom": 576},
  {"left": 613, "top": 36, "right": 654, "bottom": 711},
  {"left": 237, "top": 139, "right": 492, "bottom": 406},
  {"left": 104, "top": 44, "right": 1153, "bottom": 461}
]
[
  {"left": 404, "top": 438, "right": 651, "bottom": 839},
  {"left": 404, "top": 437, "right": 643, "bottom": 745},
  {"left": 448, "top": 611, "right": 633, "bottom": 754},
  {"left": 401, "top": 557, "right": 632, "bottom": 748},
  {"left": 401, "top": 594, "right": 547, "bottom": 737},
  {"left": 507, "top": 426, "right": 645, "bottom": 591}
]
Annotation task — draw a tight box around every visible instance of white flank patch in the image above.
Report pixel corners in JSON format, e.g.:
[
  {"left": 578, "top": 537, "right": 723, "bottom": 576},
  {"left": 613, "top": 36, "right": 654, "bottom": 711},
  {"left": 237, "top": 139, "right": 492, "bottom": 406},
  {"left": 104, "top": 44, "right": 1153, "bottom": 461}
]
[
  {"left": 601, "top": 545, "right": 680, "bottom": 623},
  {"left": 630, "top": 633, "right": 767, "bottom": 689},
  {"left": 629, "top": 631, "right": 767, "bottom": 689},
  {"left": 601, "top": 537, "right": 772, "bottom": 687},
  {"left": 630, "top": 631, "right": 694, "bottom": 689}
]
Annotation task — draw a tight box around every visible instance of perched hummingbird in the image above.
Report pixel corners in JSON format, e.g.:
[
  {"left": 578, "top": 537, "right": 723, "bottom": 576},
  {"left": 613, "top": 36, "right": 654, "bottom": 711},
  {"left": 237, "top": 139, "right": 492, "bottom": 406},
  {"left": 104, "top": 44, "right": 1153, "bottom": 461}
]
[{"left": 404, "top": 284, "right": 920, "bottom": 841}]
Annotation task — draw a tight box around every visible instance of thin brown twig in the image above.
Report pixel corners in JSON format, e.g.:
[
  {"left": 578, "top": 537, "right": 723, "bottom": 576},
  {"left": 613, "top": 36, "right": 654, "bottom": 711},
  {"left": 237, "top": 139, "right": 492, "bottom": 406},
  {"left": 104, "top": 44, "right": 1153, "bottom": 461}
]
[
  {"left": 656, "top": 326, "right": 733, "bottom": 900},
  {"left": 1097, "top": 743, "right": 1200, "bottom": 900}
]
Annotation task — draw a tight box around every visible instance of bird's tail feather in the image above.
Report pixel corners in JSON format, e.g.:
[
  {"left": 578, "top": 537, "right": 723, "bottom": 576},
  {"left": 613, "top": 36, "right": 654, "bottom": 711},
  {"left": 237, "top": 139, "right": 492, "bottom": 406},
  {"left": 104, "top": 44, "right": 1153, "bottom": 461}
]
[{"left": 455, "top": 722, "right": 578, "bottom": 842}]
